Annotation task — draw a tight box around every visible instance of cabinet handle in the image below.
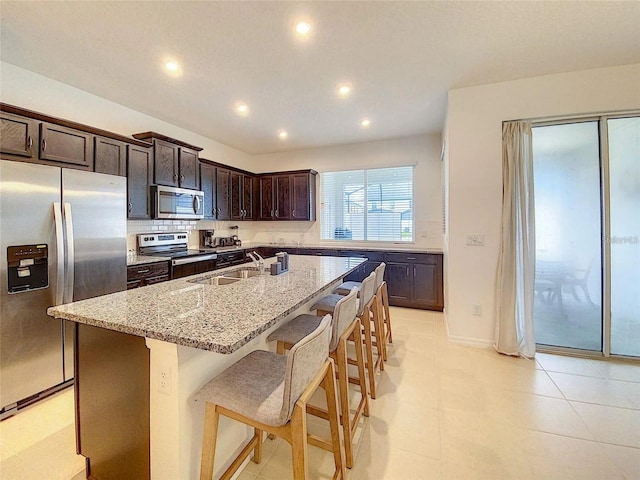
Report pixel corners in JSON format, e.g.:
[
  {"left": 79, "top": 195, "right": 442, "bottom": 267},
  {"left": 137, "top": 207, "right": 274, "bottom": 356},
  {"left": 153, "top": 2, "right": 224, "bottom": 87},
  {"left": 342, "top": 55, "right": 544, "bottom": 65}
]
[
  {"left": 271, "top": 209, "right": 274, "bottom": 217},
  {"left": 180, "top": 174, "right": 185, "bottom": 182},
  {"left": 128, "top": 202, "right": 133, "bottom": 213},
  {"left": 41, "top": 138, "right": 47, "bottom": 152},
  {"left": 292, "top": 209, "right": 296, "bottom": 217},
  {"left": 174, "top": 174, "right": 178, "bottom": 182},
  {"left": 407, "top": 257, "right": 417, "bottom": 260},
  {"left": 137, "top": 269, "right": 150, "bottom": 274},
  {"left": 275, "top": 210, "right": 279, "bottom": 218},
  {"left": 406, "top": 267, "right": 410, "bottom": 276},
  {"left": 27, "top": 136, "right": 33, "bottom": 149},
  {"left": 414, "top": 267, "right": 416, "bottom": 277},
  {"left": 212, "top": 208, "right": 215, "bottom": 215}
]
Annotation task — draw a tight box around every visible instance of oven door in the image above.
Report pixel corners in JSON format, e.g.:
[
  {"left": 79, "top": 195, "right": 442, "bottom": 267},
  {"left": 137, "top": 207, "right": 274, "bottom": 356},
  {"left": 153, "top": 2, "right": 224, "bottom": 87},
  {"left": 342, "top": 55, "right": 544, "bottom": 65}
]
[{"left": 152, "top": 186, "right": 204, "bottom": 220}]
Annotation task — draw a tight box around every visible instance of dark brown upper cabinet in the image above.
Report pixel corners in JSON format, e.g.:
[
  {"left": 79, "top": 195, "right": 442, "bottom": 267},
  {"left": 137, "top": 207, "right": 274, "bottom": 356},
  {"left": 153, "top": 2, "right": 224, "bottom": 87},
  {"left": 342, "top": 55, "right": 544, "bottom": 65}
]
[
  {"left": 259, "top": 170, "right": 317, "bottom": 221},
  {"left": 0, "top": 112, "right": 37, "bottom": 159},
  {"left": 178, "top": 147, "right": 199, "bottom": 189},
  {"left": 40, "top": 122, "right": 93, "bottom": 169},
  {"left": 132, "top": 132, "right": 203, "bottom": 190},
  {"left": 231, "top": 172, "right": 255, "bottom": 220},
  {"left": 152, "top": 139, "right": 179, "bottom": 187},
  {"left": 200, "top": 162, "right": 231, "bottom": 220},
  {"left": 127, "top": 145, "right": 153, "bottom": 219},
  {"left": 94, "top": 136, "right": 127, "bottom": 176}
]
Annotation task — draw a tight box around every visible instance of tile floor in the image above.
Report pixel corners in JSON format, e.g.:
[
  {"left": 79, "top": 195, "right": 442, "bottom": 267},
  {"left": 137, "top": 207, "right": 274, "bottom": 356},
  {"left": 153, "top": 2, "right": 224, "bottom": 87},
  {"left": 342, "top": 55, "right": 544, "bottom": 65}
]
[{"left": 1, "top": 307, "right": 639, "bottom": 479}]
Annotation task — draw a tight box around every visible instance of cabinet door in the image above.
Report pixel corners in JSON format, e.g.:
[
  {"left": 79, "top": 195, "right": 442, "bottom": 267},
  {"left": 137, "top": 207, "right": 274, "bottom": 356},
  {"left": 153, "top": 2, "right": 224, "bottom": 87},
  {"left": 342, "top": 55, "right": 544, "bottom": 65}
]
[
  {"left": 94, "top": 137, "right": 126, "bottom": 176},
  {"left": 127, "top": 145, "right": 153, "bottom": 219},
  {"left": 153, "top": 139, "right": 179, "bottom": 186},
  {"left": 178, "top": 147, "right": 199, "bottom": 189},
  {"left": 243, "top": 174, "right": 255, "bottom": 220},
  {"left": 200, "top": 163, "right": 215, "bottom": 219},
  {"left": 275, "top": 174, "right": 291, "bottom": 220},
  {"left": 291, "top": 173, "right": 311, "bottom": 220},
  {"left": 259, "top": 176, "right": 274, "bottom": 220},
  {"left": 40, "top": 122, "right": 93, "bottom": 168},
  {"left": 386, "top": 262, "right": 412, "bottom": 304},
  {"left": 412, "top": 263, "right": 441, "bottom": 308},
  {"left": 0, "top": 112, "right": 37, "bottom": 158},
  {"left": 215, "top": 167, "right": 231, "bottom": 220},
  {"left": 230, "top": 171, "right": 243, "bottom": 220},
  {"left": 172, "top": 263, "right": 197, "bottom": 279}
]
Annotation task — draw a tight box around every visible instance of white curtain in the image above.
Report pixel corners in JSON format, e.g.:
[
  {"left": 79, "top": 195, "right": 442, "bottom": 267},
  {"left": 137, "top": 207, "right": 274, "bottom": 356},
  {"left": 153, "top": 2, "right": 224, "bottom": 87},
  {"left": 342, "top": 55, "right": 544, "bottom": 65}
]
[{"left": 495, "top": 121, "right": 536, "bottom": 358}]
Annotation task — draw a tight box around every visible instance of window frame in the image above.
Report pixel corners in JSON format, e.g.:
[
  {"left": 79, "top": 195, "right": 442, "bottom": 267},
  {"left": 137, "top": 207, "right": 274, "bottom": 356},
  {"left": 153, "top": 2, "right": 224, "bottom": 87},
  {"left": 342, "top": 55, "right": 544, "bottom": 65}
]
[{"left": 319, "top": 165, "right": 416, "bottom": 245}]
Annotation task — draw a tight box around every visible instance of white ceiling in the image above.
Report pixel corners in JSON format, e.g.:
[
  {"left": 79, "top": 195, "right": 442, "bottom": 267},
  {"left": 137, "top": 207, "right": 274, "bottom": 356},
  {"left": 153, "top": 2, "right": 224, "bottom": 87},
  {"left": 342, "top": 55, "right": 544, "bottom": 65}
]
[{"left": 1, "top": 1, "right": 639, "bottom": 155}]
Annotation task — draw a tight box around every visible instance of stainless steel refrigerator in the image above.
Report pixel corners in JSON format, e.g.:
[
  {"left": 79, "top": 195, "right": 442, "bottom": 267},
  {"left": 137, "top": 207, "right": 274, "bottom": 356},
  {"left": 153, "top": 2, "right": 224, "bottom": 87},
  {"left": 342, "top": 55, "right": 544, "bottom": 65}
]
[{"left": 0, "top": 160, "right": 127, "bottom": 418}]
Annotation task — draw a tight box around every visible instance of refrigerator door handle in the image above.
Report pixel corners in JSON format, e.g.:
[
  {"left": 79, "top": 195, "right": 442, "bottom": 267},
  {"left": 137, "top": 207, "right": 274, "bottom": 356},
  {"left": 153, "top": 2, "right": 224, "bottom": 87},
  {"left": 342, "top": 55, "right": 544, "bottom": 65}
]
[
  {"left": 53, "top": 202, "right": 65, "bottom": 306},
  {"left": 63, "top": 202, "right": 75, "bottom": 303}
]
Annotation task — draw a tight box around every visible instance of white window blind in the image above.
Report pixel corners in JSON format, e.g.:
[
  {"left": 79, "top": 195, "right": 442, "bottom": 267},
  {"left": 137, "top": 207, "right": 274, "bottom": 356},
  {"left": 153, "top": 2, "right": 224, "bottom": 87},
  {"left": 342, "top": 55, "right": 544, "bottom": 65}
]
[{"left": 320, "top": 166, "right": 414, "bottom": 242}]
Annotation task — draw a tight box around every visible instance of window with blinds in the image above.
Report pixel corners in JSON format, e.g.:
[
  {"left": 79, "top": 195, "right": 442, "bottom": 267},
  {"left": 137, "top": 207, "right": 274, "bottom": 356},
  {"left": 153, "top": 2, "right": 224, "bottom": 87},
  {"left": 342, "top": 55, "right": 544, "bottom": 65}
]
[{"left": 320, "top": 166, "right": 414, "bottom": 242}]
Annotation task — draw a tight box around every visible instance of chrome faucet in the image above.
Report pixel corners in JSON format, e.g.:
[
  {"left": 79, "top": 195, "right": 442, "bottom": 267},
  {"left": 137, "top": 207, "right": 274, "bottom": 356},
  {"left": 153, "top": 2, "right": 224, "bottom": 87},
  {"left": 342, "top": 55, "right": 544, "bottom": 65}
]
[{"left": 246, "top": 251, "right": 265, "bottom": 273}]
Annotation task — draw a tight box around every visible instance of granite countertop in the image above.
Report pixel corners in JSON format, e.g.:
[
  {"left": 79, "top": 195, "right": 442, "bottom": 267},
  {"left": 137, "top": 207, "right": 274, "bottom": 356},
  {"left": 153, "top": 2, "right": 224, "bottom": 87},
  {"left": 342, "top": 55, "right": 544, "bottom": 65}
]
[
  {"left": 248, "top": 243, "right": 444, "bottom": 254},
  {"left": 48, "top": 255, "right": 365, "bottom": 354},
  {"left": 127, "top": 255, "right": 171, "bottom": 267}
]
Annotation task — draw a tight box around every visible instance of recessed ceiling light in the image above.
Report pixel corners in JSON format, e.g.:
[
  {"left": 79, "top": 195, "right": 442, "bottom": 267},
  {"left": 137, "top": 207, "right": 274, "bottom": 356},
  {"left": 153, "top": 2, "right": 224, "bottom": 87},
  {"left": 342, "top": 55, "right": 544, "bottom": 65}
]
[
  {"left": 235, "top": 103, "right": 249, "bottom": 116},
  {"left": 278, "top": 130, "right": 288, "bottom": 139},
  {"left": 360, "top": 119, "right": 371, "bottom": 128},
  {"left": 165, "top": 61, "right": 179, "bottom": 72},
  {"left": 337, "top": 84, "right": 352, "bottom": 97},
  {"left": 296, "top": 22, "right": 311, "bottom": 35}
]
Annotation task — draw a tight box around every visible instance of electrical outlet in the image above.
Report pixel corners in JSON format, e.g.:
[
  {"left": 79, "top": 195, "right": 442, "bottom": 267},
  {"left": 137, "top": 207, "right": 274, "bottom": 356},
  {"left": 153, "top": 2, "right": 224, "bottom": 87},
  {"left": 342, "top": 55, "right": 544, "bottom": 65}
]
[
  {"left": 466, "top": 234, "right": 485, "bottom": 246},
  {"left": 159, "top": 367, "right": 172, "bottom": 394},
  {"left": 472, "top": 304, "right": 482, "bottom": 316}
]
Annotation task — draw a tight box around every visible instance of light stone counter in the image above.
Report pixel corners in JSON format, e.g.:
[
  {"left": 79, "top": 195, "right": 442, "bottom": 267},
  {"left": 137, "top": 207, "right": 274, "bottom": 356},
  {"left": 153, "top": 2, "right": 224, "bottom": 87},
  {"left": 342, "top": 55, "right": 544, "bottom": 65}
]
[
  {"left": 48, "top": 255, "right": 365, "bottom": 353},
  {"left": 126, "top": 254, "right": 171, "bottom": 266}
]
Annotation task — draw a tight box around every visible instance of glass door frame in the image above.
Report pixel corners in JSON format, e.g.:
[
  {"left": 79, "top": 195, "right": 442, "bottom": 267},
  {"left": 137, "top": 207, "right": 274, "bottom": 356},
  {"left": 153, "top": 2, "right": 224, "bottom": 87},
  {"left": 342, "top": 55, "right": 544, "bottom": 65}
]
[{"left": 533, "top": 111, "right": 640, "bottom": 360}]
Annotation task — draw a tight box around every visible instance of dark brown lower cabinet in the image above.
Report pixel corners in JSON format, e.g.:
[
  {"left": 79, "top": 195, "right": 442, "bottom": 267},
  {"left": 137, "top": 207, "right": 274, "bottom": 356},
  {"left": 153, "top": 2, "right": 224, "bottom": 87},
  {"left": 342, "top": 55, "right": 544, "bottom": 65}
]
[
  {"left": 127, "top": 262, "right": 169, "bottom": 289},
  {"left": 75, "top": 323, "right": 150, "bottom": 480}
]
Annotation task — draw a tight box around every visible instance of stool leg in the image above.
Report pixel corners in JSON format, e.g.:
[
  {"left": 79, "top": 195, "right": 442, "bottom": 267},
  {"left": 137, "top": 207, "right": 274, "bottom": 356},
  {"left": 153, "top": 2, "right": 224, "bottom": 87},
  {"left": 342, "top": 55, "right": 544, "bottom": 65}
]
[
  {"left": 336, "top": 338, "right": 354, "bottom": 468},
  {"left": 374, "top": 293, "right": 388, "bottom": 363},
  {"left": 253, "top": 428, "right": 263, "bottom": 464},
  {"left": 199, "top": 403, "right": 220, "bottom": 480},
  {"left": 370, "top": 297, "right": 386, "bottom": 368},
  {"left": 351, "top": 319, "right": 370, "bottom": 417},
  {"left": 323, "top": 360, "right": 347, "bottom": 479},
  {"left": 382, "top": 282, "right": 393, "bottom": 344},
  {"left": 360, "top": 305, "right": 377, "bottom": 399},
  {"left": 290, "top": 403, "right": 309, "bottom": 480}
]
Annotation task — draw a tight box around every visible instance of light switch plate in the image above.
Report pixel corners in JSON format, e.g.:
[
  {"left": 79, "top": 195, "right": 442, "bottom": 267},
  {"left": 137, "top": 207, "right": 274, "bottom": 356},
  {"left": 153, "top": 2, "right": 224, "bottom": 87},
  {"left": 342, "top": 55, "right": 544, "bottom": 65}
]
[{"left": 466, "top": 234, "right": 485, "bottom": 246}]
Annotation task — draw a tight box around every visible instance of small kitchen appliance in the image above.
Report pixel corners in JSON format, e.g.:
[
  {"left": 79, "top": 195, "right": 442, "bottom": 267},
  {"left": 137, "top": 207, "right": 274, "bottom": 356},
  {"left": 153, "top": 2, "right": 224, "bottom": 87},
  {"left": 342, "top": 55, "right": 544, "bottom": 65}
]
[{"left": 200, "top": 230, "right": 215, "bottom": 248}]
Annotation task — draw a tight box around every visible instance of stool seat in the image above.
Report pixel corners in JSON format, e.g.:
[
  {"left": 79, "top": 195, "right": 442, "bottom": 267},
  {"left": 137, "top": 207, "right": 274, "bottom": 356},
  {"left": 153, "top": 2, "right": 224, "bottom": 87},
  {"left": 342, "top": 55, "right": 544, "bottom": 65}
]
[
  {"left": 196, "top": 350, "right": 287, "bottom": 426},
  {"left": 333, "top": 281, "right": 361, "bottom": 296},
  {"left": 311, "top": 293, "right": 348, "bottom": 312},
  {"left": 267, "top": 314, "right": 321, "bottom": 347}
]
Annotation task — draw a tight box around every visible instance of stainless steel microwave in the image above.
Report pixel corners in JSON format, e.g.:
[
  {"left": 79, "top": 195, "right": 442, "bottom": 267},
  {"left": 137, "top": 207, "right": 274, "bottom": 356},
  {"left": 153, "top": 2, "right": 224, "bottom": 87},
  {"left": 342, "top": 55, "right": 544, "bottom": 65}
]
[{"left": 151, "top": 185, "right": 204, "bottom": 220}]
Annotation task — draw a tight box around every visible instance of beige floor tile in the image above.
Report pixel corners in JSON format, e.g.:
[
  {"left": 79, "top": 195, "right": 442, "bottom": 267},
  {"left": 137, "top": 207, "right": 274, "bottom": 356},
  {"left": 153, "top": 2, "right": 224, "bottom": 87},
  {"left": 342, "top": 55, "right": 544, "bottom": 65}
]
[
  {"left": 536, "top": 352, "right": 606, "bottom": 378},
  {"left": 349, "top": 438, "right": 442, "bottom": 480},
  {"left": 253, "top": 438, "right": 338, "bottom": 480},
  {"left": 589, "top": 359, "right": 640, "bottom": 384},
  {"left": 549, "top": 371, "right": 640, "bottom": 409},
  {"left": 600, "top": 443, "right": 640, "bottom": 480},
  {"left": 571, "top": 401, "right": 640, "bottom": 448},
  {"left": 474, "top": 361, "right": 564, "bottom": 398},
  {"left": 0, "top": 453, "right": 46, "bottom": 480},
  {"left": 439, "top": 376, "right": 594, "bottom": 440},
  {"left": 0, "top": 438, "right": 18, "bottom": 462},
  {"left": 242, "top": 436, "right": 282, "bottom": 475}
]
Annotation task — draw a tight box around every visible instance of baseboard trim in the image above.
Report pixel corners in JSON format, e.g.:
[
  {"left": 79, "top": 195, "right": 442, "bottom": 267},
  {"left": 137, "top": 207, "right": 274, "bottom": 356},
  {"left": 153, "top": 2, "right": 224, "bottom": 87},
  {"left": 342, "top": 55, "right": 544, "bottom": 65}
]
[{"left": 443, "top": 313, "right": 493, "bottom": 348}]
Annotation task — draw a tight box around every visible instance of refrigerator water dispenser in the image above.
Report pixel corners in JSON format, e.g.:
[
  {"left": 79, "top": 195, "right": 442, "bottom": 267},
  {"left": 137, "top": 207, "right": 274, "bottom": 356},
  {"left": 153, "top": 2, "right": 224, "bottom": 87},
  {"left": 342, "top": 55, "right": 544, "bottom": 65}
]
[{"left": 6, "top": 244, "right": 49, "bottom": 293}]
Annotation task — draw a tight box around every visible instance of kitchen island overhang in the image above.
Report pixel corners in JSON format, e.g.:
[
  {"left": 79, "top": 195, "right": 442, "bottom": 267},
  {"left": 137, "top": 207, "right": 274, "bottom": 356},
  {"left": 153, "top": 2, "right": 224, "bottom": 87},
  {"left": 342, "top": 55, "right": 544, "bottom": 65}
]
[{"left": 47, "top": 255, "right": 365, "bottom": 480}]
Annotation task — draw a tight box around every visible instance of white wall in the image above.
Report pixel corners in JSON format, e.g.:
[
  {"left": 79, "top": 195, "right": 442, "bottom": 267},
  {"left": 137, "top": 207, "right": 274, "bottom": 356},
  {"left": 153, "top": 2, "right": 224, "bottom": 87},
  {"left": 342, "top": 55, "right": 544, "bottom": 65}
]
[{"left": 445, "top": 63, "right": 640, "bottom": 345}]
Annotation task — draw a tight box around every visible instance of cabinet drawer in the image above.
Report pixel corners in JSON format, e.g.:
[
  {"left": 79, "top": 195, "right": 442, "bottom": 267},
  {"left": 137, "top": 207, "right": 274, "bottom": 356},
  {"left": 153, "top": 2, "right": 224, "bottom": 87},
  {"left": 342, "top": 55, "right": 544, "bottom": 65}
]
[
  {"left": 127, "top": 262, "right": 169, "bottom": 281},
  {"left": 145, "top": 274, "right": 169, "bottom": 285},
  {"left": 385, "top": 252, "right": 438, "bottom": 264}
]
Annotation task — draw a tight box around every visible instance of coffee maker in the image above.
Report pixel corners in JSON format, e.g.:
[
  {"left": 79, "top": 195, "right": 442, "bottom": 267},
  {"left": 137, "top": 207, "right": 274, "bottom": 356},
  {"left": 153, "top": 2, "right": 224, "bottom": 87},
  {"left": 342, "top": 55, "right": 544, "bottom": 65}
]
[{"left": 200, "top": 230, "right": 215, "bottom": 248}]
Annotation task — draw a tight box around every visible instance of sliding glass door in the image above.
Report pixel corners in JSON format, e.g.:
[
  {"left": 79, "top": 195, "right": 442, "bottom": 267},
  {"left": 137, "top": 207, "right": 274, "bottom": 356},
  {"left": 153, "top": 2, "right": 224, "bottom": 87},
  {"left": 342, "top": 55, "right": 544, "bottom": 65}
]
[
  {"left": 532, "top": 115, "right": 639, "bottom": 357},
  {"left": 608, "top": 117, "right": 640, "bottom": 357}
]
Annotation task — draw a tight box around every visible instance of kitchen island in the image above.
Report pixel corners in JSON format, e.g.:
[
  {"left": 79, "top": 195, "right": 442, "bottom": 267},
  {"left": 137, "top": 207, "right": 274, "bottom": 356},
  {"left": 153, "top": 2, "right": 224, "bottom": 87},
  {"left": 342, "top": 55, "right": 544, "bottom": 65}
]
[{"left": 48, "top": 255, "right": 365, "bottom": 480}]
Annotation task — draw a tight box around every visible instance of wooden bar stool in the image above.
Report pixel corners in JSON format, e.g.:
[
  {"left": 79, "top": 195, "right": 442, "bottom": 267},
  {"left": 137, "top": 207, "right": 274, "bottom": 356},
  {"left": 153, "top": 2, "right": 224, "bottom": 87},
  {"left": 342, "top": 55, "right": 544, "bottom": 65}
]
[
  {"left": 335, "top": 263, "right": 393, "bottom": 347},
  {"left": 312, "top": 272, "right": 383, "bottom": 399},
  {"left": 267, "top": 288, "right": 368, "bottom": 469},
  {"left": 196, "top": 316, "right": 346, "bottom": 480}
]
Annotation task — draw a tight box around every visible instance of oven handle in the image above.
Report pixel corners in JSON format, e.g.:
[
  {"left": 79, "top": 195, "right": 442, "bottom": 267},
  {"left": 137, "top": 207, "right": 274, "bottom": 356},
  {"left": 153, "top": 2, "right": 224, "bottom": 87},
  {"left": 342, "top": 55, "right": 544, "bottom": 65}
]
[{"left": 172, "top": 254, "right": 217, "bottom": 266}]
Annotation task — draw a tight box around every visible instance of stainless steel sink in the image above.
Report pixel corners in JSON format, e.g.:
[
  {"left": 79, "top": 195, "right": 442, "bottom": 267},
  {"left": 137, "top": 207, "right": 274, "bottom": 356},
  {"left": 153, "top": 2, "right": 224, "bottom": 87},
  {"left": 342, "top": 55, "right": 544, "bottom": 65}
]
[
  {"left": 189, "top": 276, "right": 241, "bottom": 286},
  {"left": 223, "top": 269, "right": 261, "bottom": 279}
]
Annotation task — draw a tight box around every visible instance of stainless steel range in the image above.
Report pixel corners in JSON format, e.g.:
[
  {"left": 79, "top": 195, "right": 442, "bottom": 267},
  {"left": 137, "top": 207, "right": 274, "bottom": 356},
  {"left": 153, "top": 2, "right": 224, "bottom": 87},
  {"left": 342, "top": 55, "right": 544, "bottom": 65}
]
[{"left": 137, "top": 232, "right": 217, "bottom": 268}]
